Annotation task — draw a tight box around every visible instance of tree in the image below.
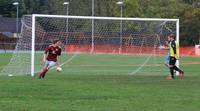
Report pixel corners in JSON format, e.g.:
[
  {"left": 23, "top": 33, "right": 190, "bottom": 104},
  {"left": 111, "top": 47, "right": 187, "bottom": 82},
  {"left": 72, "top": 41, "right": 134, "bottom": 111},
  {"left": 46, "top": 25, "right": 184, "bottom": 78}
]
[
  {"left": 1, "top": 0, "right": 200, "bottom": 45},
  {"left": 0, "top": 0, "right": 21, "bottom": 17}
]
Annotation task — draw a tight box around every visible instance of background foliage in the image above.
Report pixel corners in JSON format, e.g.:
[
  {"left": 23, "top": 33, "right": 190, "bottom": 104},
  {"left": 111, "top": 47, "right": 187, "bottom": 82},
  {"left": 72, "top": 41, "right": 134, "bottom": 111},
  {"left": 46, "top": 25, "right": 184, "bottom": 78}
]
[{"left": 0, "top": 0, "right": 200, "bottom": 45}]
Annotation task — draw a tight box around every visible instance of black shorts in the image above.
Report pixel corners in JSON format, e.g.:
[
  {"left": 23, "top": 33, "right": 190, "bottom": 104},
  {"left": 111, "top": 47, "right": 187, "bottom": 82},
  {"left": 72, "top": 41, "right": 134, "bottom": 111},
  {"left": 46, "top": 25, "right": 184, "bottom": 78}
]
[{"left": 169, "top": 57, "right": 176, "bottom": 66}]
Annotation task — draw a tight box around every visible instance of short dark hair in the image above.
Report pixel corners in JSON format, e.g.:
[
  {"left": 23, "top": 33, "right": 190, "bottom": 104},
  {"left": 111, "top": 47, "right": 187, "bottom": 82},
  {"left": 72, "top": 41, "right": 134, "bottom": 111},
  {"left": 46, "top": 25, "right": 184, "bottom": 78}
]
[
  {"left": 169, "top": 34, "right": 175, "bottom": 39},
  {"left": 53, "top": 39, "right": 60, "bottom": 44}
]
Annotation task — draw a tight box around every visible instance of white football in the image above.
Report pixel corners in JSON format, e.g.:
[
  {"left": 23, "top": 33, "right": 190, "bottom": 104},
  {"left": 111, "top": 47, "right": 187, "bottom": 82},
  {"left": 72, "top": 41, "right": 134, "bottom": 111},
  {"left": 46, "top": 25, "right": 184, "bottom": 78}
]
[
  {"left": 56, "top": 67, "right": 62, "bottom": 72},
  {"left": 8, "top": 74, "right": 13, "bottom": 77}
]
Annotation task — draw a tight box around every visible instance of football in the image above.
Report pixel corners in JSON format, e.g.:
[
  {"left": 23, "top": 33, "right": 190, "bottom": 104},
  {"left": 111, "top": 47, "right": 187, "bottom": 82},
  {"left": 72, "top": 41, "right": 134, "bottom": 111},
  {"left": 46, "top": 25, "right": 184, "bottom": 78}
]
[
  {"left": 56, "top": 67, "right": 62, "bottom": 72},
  {"left": 8, "top": 74, "right": 13, "bottom": 77}
]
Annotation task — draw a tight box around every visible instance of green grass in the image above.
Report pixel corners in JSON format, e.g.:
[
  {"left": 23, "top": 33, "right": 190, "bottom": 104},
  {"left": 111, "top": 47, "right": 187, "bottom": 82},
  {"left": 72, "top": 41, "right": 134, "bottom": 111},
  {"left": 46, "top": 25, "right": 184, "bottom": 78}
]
[{"left": 0, "top": 53, "right": 200, "bottom": 111}]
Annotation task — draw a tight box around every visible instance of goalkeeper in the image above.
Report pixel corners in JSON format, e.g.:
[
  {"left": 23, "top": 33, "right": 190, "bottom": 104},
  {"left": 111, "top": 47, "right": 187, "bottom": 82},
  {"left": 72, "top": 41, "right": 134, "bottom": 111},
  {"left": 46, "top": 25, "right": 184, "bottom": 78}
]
[
  {"left": 166, "top": 34, "right": 184, "bottom": 80},
  {"left": 38, "top": 40, "right": 62, "bottom": 79}
]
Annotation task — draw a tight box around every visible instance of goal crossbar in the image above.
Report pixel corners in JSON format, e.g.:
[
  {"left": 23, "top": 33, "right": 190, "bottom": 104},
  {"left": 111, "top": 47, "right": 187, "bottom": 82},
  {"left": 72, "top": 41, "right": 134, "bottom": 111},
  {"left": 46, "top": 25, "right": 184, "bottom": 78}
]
[{"left": 33, "top": 14, "right": 179, "bottom": 22}]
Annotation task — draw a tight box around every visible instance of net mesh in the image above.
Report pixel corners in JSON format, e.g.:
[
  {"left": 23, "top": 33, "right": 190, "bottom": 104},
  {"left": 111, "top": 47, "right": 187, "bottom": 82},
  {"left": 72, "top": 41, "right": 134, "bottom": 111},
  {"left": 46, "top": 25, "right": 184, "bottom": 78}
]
[{"left": 0, "top": 15, "right": 177, "bottom": 76}]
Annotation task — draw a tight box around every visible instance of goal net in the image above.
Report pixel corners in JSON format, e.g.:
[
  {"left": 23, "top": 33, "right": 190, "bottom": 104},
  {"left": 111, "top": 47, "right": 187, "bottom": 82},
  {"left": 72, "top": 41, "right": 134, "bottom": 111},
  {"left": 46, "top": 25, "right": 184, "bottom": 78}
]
[{"left": 1, "top": 14, "right": 179, "bottom": 76}]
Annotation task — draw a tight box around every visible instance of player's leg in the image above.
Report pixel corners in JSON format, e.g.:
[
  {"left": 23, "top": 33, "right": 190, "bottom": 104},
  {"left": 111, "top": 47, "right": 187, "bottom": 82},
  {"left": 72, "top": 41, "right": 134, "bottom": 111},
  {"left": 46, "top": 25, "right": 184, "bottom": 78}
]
[
  {"left": 169, "top": 67, "right": 175, "bottom": 79},
  {"left": 167, "top": 57, "right": 176, "bottom": 80},
  {"left": 168, "top": 57, "right": 184, "bottom": 80},
  {"left": 39, "top": 61, "right": 49, "bottom": 78},
  {"left": 171, "top": 57, "right": 184, "bottom": 79},
  {"left": 173, "top": 65, "right": 184, "bottom": 80},
  {"left": 173, "top": 66, "right": 183, "bottom": 74},
  {"left": 41, "top": 61, "right": 56, "bottom": 78}
]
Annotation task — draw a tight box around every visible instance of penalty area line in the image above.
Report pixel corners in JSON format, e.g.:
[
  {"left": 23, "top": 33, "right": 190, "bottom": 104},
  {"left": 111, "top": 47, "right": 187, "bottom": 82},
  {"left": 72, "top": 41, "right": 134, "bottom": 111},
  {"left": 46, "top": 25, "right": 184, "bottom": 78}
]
[
  {"left": 128, "top": 55, "right": 152, "bottom": 76},
  {"left": 51, "top": 53, "right": 79, "bottom": 70}
]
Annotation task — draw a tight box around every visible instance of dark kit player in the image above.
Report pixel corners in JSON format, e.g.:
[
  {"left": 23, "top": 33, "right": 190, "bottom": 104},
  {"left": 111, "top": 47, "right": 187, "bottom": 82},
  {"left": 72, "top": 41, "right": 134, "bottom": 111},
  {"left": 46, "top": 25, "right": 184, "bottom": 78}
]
[
  {"left": 166, "top": 35, "right": 184, "bottom": 80},
  {"left": 38, "top": 40, "right": 62, "bottom": 79}
]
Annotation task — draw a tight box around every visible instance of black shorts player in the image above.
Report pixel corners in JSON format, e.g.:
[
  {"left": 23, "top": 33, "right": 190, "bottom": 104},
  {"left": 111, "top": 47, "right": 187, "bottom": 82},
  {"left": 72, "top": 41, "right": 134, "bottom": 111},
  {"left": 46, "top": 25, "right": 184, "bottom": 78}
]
[{"left": 167, "top": 35, "right": 184, "bottom": 80}]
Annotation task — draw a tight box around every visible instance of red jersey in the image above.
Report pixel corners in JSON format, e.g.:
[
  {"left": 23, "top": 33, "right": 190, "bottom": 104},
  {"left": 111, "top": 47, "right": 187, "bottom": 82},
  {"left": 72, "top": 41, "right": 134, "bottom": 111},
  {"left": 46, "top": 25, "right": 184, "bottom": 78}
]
[{"left": 45, "top": 45, "right": 61, "bottom": 62}]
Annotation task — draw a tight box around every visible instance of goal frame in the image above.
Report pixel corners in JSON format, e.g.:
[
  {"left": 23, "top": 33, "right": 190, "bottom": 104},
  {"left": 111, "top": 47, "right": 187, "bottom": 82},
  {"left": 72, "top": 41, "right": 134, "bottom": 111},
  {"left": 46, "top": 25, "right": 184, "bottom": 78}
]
[{"left": 31, "top": 14, "right": 179, "bottom": 77}]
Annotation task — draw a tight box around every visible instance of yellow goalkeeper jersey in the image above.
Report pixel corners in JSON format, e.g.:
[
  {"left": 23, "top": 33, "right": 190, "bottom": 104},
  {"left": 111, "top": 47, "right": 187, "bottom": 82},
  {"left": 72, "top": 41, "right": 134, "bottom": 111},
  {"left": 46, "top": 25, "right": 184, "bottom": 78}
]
[{"left": 169, "top": 40, "right": 179, "bottom": 59}]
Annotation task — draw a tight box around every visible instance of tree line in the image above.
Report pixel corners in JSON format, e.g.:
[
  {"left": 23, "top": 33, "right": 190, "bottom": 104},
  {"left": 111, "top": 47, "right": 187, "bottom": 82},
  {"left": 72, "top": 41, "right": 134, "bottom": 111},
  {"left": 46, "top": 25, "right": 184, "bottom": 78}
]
[{"left": 0, "top": 0, "right": 200, "bottom": 46}]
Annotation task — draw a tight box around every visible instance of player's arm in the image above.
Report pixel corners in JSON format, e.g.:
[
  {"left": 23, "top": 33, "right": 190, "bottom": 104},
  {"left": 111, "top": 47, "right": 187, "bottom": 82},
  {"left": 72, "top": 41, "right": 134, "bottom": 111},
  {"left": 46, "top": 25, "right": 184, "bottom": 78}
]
[
  {"left": 159, "top": 45, "right": 169, "bottom": 50},
  {"left": 160, "top": 41, "right": 170, "bottom": 50},
  {"left": 56, "top": 48, "right": 62, "bottom": 67},
  {"left": 161, "top": 46, "right": 169, "bottom": 50},
  {"left": 43, "top": 47, "right": 49, "bottom": 63},
  {"left": 56, "top": 56, "right": 61, "bottom": 67},
  {"left": 42, "top": 53, "right": 48, "bottom": 63}
]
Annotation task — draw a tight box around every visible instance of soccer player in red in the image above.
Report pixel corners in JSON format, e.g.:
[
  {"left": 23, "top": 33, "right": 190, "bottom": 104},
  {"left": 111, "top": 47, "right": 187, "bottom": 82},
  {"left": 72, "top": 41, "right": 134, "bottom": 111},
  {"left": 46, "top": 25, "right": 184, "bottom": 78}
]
[{"left": 38, "top": 40, "right": 62, "bottom": 79}]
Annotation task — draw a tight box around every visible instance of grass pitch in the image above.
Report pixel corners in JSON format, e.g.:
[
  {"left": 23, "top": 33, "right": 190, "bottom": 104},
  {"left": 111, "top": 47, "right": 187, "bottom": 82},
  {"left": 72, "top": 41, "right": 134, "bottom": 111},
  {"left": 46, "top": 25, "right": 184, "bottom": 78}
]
[{"left": 0, "top": 53, "right": 200, "bottom": 111}]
